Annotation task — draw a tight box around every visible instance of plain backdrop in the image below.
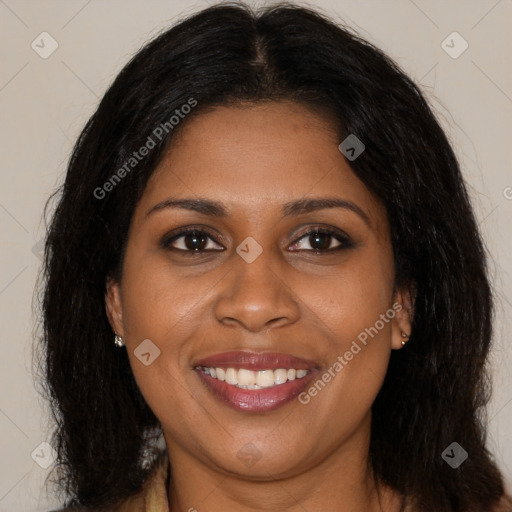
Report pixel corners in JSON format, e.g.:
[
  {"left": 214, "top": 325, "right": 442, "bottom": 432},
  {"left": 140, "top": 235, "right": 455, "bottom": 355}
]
[{"left": 0, "top": 1, "right": 511, "bottom": 510}]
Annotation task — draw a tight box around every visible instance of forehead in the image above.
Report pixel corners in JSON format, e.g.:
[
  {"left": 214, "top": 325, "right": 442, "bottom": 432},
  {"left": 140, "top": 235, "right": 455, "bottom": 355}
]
[{"left": 136, "top": 101, "right": 387, "bottom": 232}]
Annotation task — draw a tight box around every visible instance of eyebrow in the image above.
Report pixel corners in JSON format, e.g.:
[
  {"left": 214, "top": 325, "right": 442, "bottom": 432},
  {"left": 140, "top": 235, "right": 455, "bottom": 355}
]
[{"left": 145, "top": 196, "right": 371, "bottom": 226}]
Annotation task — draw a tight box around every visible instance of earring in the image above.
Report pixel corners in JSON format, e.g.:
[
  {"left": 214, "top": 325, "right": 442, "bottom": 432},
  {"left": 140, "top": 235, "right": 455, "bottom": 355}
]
[
  {"left": 401, "top": 331, "right": 409, "bottom": 346},
  {"left": 114, "top": 334, "right": 125, "bottom": 347}
]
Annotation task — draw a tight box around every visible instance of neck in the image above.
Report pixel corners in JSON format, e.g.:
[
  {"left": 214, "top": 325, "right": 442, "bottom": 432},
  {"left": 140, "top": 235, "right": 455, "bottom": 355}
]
[{"left": 165, "top": 413, "right": 403, "bottom": 512}]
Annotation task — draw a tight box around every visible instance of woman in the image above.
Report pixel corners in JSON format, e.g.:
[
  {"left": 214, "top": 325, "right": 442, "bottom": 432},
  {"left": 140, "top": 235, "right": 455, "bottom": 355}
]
[{"left": 39, "top": 2, "right": 511, "bottom": 511}]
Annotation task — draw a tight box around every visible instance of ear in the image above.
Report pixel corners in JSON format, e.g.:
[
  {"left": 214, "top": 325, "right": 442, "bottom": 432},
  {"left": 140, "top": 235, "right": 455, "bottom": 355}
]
[
  {"left": 390, "top": 285, "right": 414, "bottom": 350},
  {"left": 105, "top": 276, "right": 124, "bottom": 337}
]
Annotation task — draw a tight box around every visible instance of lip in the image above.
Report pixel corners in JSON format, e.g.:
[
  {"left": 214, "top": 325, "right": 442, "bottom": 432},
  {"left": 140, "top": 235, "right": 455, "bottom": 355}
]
[
  {"left": 194, "top": 351, "right": 319, "bottom": 412},
  {"left": 194, "top": 351, "right": 319, "bottom": 371}
]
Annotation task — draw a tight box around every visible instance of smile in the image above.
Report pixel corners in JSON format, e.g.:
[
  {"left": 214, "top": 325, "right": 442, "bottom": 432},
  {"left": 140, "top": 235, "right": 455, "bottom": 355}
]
[
  {"left": 200, "top": 367, "right": 310, "bottom": 389},
  {"left": 194, "top": 351, "right": 319, "bottom": 412}
]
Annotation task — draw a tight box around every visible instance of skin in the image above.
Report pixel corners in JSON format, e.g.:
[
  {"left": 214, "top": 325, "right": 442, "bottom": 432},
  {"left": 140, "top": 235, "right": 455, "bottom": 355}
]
[{"left": 106, "top": 100, "right": 413, "bottom": 512}]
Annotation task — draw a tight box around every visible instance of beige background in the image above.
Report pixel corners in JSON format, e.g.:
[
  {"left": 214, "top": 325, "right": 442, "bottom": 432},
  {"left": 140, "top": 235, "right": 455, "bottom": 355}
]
[{"left": 0, "top": 0, "right": 511, "bottom": 510}]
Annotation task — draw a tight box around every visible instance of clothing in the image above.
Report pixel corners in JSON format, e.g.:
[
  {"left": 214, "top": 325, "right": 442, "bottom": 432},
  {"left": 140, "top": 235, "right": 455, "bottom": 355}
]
[
  {"left": 54, "top": 450, "right": 512, "bottom": 512},
  {"left": 108, "top": 450, "right": 415, "bottom": 512},
  {"left": 113, "top": 451, "right": 170, "bottom": 512},
  {"left": 50, "top": 452, "right": 170, "bottom": 512}
]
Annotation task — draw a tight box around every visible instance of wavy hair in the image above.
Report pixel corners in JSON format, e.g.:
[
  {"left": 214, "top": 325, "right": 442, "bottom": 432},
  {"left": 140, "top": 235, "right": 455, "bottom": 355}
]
[{"left": 36, "top": 3, "right": 507, "bottom": 511}]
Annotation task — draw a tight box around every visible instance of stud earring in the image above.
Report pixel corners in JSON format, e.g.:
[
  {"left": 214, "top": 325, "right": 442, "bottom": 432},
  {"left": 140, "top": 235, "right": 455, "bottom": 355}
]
[
  {"left": 114, "top": 334, "right": 125, "bottom": 347},
  {"left": 401, "top": 331, "right": 409, "bottom": 346}
]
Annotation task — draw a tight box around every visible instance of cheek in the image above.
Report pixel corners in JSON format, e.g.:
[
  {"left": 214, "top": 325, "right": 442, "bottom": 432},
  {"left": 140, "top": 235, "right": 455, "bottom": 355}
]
[
  {"left": 118, "top": 254, "right": 207, "bottom": 415},
  {"left": 120, "top": 249, "right": 214, "bottom": 343},
  {"left": 119, "top": 266, "right": 203, "bottom": 434},
  {"left": 299, "top": 243, "right": 394, "bottom": 351},
  {"left": 293, "top": 245, "right": 394, "bottom": 413}
]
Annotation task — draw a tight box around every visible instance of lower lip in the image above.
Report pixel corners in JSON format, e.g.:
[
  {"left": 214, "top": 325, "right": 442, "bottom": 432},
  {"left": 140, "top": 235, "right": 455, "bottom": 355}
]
[{"left": 195, "top": 369, "right": 318, "bottom": 412}]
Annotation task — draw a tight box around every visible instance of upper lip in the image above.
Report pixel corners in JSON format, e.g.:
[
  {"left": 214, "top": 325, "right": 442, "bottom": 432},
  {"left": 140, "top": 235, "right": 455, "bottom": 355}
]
[{"left": 193, "top": 351, "right": 319, "bottom": 371}]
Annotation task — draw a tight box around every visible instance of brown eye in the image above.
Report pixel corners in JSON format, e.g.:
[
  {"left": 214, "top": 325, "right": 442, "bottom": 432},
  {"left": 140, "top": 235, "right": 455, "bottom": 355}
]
[
  {"left": 181, "top": 231, "right": 208, "bottom": 251},
  {"left": 162, "top": 228, "right": 224, "bottom": 252},
  {"left": 289, "top": 228, "right": 353, "bottom": 252},
  {"left": 308, "top": 232, "right": 333, "bottom": 251}
]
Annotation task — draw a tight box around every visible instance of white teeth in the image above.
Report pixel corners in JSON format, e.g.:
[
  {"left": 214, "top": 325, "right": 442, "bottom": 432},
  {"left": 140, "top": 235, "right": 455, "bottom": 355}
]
[
  {"left": 225, "top": 368, "right": 237, "bottom": 385},
  {"left": 256, "top": 369, "right": 275, "bottom": 388},
  {"left": 238, "top": 368, "right": 255, "bottom": 386},
  {"left": 274, "top": 369, "right": 288, "bottom": 384},
  {"left": 201, "top": 367, "right": 310, "bottom": 388}
]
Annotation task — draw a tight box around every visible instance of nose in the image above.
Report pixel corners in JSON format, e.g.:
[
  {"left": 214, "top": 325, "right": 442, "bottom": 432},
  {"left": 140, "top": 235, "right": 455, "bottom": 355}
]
[{"left": 214, "top": 250, "right": 300, "bottom": 332}]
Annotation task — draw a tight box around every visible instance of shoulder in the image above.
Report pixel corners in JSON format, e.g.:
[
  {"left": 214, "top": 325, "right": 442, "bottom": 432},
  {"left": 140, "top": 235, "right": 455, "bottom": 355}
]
[
  {"left": 402, "top": 493, "right": 512, "bottom": 512},
  {"left": 48, "top": 450, "right": 170, "bottom": 512},
  {"left": 492, "top": 493, "right": 512, "bottom": 512}
]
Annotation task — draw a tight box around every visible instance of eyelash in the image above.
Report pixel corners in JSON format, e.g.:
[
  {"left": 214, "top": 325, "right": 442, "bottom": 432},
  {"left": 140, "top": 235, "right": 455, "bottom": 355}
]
[{"left": 161, "top": 226, "right": 354, "bottom": 255}]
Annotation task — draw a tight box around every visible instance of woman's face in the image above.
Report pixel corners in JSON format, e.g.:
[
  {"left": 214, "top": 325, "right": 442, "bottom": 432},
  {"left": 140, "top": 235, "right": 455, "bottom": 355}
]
[{"left": 107, "top": 100, "right": 411, "bottom": 479}]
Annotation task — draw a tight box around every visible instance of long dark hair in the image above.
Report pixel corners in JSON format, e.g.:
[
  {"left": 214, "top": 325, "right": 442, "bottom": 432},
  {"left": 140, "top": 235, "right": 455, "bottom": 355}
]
[{"left": 36, "top": 2, "right": 507, "bottom": 511}]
